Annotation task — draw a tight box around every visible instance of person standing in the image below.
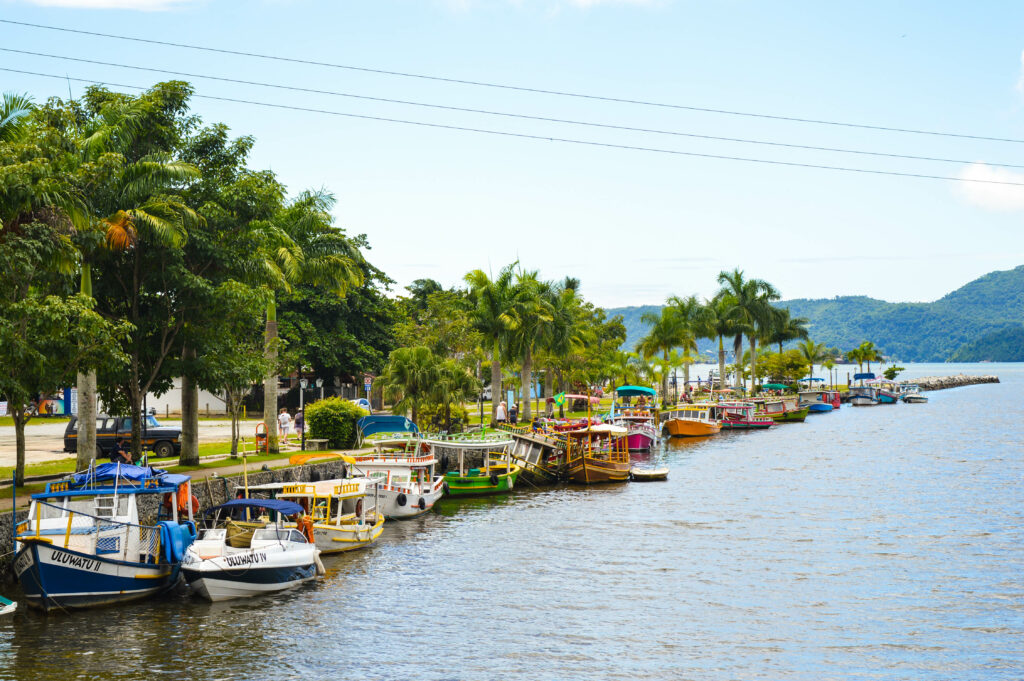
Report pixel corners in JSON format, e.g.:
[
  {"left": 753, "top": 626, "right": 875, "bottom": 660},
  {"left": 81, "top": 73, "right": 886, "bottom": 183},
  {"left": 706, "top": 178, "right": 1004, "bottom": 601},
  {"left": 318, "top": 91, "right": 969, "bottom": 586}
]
[
  {"left": 495, "top": 401, "right": 507, "bottom": 424},
  {"left": 293, "top": 409, "right": 304, "bottom": 439},
  {"left": 278, "top": 407, "right": 292, "bottom": 443}
]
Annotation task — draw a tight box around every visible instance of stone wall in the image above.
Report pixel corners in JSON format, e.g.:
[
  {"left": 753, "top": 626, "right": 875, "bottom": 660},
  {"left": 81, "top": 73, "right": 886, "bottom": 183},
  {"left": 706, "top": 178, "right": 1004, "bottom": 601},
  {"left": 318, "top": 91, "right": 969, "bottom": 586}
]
[{"left": 911, "top": 375, "right": 999, "bottom": 391}]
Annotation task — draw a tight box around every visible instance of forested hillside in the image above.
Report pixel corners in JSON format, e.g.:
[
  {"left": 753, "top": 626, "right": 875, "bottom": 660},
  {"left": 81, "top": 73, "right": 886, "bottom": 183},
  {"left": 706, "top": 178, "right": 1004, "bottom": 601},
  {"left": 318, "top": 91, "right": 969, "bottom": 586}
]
[{"left": 607, "top": 265, "right": 1024, "bottom": 362}]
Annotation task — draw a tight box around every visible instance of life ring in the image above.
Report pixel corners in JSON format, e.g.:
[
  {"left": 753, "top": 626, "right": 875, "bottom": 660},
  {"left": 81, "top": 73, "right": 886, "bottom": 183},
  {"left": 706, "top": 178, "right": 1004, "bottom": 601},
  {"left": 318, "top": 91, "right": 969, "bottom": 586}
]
[
  {"left": 355, "top": 499, "right": 363, "bottom": 517},
  {"left": 417, "top": 497, "right": 426, "bottom": 510},
  {"left": 396, "top": 492, "right": 407, "bottom": 507},
  {"left": 489, "top": 473, "right": 500, "bottom": 486}
]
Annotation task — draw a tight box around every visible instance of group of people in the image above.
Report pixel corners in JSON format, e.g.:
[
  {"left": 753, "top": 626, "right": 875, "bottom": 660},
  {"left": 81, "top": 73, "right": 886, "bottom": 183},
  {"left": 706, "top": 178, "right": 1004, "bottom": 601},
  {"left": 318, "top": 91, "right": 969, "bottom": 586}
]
[
  {"left": 277, "top": 407, "right": 304, "bottom": 443},
  {"left": 494, "top": 400, "right": 520, "bottom": 424}
]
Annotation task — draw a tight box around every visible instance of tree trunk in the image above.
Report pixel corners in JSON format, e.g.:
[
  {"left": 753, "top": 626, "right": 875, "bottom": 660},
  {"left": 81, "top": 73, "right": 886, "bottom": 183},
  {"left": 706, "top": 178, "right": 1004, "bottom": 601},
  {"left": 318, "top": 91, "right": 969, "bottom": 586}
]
[
  {"left": 179, "top": 345, "right": 200, "bottom": 466},
  {"left": 661, "top": 349, "right": 669, "bottom": 406},
  {"left": 733, "top": 336, "right": 743, "bottom": 390},
  {"left": 12, "top": 401, "right": 26, "bottom": 486},
  {"left": 490, "top": 338, "right": 501, "bottom": 426},
  {"left": 521, "top": 346, "right": 533, "bottom": 420},
  {"left": 683, "top": 362, "right": 690, "bottom": 396},
  {"left": 129, "top": 382, "right": 143, "bottom": 464},
  {"left": 227, "top": 390, "right": 239, "bottom": 458},
  {"left": 718, "top": 335, "right": 726, "bottom": 393},
  {"left": 544, "top": 367, "right": 554, "bottom": 417},
  {"left": 263, "top": 296, "right": 280, "bottom": 454},
  {"left": 749, "top": 336, "right": 758, "bottom": 394},
  {"left": 75, "top": 370, "right": 97, "bottom": 469},
  {"left": 75, "top": 263, "right": 97, "bottom": 470}
]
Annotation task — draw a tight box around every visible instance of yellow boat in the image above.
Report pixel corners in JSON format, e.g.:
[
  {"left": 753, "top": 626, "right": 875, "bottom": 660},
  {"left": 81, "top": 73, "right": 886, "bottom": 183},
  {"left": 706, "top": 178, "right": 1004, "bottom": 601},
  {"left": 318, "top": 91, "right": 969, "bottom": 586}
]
[
  {"left": 228, "top": 478, "right": 384, "bottom": 554},
  {"left": 660, "top": 405, "right": 721, "bottom": 437}
]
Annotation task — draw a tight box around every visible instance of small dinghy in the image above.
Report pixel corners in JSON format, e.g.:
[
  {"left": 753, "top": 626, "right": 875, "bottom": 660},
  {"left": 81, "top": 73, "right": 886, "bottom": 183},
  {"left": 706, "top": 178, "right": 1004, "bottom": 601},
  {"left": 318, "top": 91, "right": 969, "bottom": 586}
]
[
  {"left": 630, "top": 466, "right": 669, "bottom": 482},
  {"left": 182, "top": 499, "right": 322, "bottom": 602},
  {"left": 0, "top": 596, "right": 16, "bottom": 615}
]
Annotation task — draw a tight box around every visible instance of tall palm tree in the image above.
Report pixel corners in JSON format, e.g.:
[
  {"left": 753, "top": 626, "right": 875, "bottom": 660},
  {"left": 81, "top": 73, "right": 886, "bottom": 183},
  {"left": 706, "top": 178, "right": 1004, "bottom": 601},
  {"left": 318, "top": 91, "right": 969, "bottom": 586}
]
[
  {"left": 507, "top": 269, "right": 554, "bottom": 421},
  {"left": 666, "top": 294, "right": 702, "bottom": 392},
  {"left": 798, "top": 339, "right": 827, "bottom": 380},
  {"left": 0, "top": 92, "right": 33, "bottom": 143},
  {"left": 857, "top": 341, "right": 882, "bottom": 373},
  {"left": 431, "top": 359, "right": 480, "bottom": 432},
  {"left": 465, "top": 263, "right": 517, "bottom": 426},
  {"left": 377, "top": 346, "right": 440, "bottom": 425},
  {"left": 637, "top": 306, "right": 685, "bottom": 404},
  {"left": 717, "top": 269, "right": 780, "bottom": 394},
  {"left": 262, "top": 190, "right": 363, "bottom": 453},
  {"left": 764, "top": 307, "right": 810, "bottom": 354},
  {"left": 695, "top": 295, "right": 734, "bottom": 392}
]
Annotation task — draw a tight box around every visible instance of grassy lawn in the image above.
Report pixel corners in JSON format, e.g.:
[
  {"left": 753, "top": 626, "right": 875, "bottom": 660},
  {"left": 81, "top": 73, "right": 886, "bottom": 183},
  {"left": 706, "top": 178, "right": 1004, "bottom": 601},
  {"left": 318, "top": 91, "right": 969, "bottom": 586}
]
[{"left": 0, "top": 416, "right": 71, "bottom": 427}]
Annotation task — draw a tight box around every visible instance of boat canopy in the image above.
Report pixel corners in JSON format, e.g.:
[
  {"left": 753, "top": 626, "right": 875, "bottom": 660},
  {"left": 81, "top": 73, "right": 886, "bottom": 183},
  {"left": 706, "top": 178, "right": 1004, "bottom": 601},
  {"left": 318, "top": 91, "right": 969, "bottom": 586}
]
[
  {"left": 762, "top": 383, "right": 789, "bottom": 390},
  {"left": 63, "top": 462, "right": 189, "bottom": 492},
  {"left": 853, "top": 373, "right": 875, "bottom": 380},
  {"left": 614, "top": 385, "right": 656, "bottom": 397},
  {"left": 357, "top": 415, "right": 419, "bottom": 441},
  {"left": 798, "top": 377, "right": 824, "bottom": 382},
  {"left": 547, "top": 394, "right": 601, "bottom": 404},
  {"left": 204, "top": 498, "right": 304, "bottom": 516}
]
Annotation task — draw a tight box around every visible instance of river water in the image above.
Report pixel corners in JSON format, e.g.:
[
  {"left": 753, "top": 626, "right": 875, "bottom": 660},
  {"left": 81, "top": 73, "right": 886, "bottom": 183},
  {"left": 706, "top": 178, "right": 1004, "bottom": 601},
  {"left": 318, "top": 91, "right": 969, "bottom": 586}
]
[{"left": 1, "top": 363, "right": 1021, "bottom": 680}]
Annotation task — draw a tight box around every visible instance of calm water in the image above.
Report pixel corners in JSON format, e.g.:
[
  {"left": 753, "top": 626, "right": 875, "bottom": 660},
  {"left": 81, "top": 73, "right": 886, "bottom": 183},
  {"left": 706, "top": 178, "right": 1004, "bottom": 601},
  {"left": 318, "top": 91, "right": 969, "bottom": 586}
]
[{"left": 2, "top": 363, "right": 1022, "bottom": 680}]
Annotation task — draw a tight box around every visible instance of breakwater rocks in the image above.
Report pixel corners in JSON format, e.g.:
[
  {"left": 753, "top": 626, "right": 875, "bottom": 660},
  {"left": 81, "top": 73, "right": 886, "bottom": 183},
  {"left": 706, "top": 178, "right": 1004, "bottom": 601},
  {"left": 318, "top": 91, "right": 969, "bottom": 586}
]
[{"left": 913, "top": 375, "right": 999, "bottom": 391}]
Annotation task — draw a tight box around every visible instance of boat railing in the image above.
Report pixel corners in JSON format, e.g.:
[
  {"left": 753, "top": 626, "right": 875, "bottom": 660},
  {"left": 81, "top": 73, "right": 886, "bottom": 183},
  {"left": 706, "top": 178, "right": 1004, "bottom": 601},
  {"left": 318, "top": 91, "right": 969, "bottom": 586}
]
[{"left": 18, "top": 499, "right": 164, "bottom": 564}]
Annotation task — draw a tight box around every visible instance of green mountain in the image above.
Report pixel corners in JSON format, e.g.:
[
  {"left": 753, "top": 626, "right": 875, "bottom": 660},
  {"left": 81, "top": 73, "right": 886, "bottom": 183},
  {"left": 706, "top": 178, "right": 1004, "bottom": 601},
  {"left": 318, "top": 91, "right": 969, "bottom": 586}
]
[{"left": 606, "top": 265, "right": 1024, "bottom": 362}]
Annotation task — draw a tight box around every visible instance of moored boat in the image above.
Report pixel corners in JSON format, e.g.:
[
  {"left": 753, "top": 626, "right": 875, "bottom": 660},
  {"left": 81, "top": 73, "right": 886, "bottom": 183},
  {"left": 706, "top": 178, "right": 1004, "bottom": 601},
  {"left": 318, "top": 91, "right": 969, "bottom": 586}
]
[
  {"left": 709, "top": 402, "right": 774, "bottom": 430},
  {"left": 798, "top": 390, "right": 834, "bottom": 413},
  {"left": 13, "top": 462, "right": 197, "bottom": 612},
  {"left": 565, "top": 423, "right": 631, "bottom": 483},
  {"left": 754, "top": 396, "right": 809, "bottom": 423},
  {"left": 440, "top": 436, "right": 521, "bottom": 496},
  {"left": 848, "top": 386, "right": 879, "bottom": 406},
  {"left": 900, "top": 384, "right": 929, "bottom": 403},
  {"left": 182, "top": 498, "right": 321, "bottom": 602},
  {"left": 660, "top": 405, "right": 722, "bottom": 437},
  {"left": 610, "top": 385, "right": 659, "bottom": 451}
]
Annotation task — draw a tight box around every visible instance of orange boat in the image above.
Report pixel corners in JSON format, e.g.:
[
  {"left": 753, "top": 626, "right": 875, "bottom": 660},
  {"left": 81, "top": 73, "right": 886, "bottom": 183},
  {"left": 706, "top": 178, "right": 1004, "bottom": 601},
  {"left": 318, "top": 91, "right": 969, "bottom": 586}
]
[{"left": 661, "top": 405, "right": 721, "bottom": 437}]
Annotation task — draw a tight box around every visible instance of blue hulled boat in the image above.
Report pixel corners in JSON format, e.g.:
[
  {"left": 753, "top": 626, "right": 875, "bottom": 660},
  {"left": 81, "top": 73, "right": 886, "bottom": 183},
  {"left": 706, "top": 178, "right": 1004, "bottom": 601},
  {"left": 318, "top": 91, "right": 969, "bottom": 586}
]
[{"left": 14, "top": 463, "right": 197, "bottom": 613}]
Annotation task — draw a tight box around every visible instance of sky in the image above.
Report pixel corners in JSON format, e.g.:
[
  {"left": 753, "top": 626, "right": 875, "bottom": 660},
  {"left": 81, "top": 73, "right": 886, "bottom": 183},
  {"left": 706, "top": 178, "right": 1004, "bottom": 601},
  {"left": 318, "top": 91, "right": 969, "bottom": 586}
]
[{"left": 3, "top": 0, "right": 1024, "bottom": 307}]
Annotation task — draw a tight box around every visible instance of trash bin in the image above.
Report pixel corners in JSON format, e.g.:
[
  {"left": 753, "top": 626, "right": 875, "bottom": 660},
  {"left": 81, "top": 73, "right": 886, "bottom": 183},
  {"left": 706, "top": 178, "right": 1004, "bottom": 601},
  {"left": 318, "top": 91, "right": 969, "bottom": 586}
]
[{"left": 255, "top": 422, "right": 268, "bottom": 454}]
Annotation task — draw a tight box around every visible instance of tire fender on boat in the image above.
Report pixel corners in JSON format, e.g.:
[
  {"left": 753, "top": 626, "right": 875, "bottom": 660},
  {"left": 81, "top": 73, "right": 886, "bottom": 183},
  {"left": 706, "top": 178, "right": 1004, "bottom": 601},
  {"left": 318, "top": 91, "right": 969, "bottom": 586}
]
[
  {"left": 489, "top": 473, "right": 500, "bottom": 486},
  {"left": 417, "top": 497, "right": 426, "bottom": 510},
  {"left": 355, "top": 499, "right": 363, "bottom": 518},
  {"left": 396, "top": 492, "right": 407, "bottom": 507}
]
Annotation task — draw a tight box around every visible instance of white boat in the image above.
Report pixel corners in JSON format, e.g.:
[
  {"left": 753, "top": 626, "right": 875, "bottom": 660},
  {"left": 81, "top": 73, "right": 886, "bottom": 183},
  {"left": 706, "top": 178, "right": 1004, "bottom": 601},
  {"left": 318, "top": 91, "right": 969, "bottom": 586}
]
[
  {"left": 182, "top": 499, "right": 321, "bottom": 602},
  {"left": 346, "top": 451, "right": 445, "bottom": 519},
  {"left": 848, "top": 385, "right": 879, "bottom": 406},
  {"left": 900, "top": 384, "right": 929, "bottom": 403}
]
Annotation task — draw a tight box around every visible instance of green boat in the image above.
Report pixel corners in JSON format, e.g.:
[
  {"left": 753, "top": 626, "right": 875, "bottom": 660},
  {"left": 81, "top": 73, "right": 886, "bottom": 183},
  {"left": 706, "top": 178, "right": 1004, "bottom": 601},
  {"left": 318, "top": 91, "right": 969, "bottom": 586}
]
[
  {"left": 754, "top": 397, "right": 809, "bottom": 423},
  {"left": 432, "top": 435, "right": 521, "bottom": 497}
]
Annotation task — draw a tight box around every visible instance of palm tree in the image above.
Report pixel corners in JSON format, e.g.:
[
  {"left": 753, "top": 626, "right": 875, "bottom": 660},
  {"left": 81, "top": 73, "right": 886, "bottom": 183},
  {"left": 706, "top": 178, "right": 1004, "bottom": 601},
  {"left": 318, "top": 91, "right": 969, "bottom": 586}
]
[
  {"left": 637, "top": 306, "right": 685, "bottom": 404},
  {"left": 377, "top": 346, "right": 441, "bottom": 425},
  {"left": 798, "top": 339, "right": 827, "bottom": 380},
  {"left": 507, "top": 269, "right": 554, "bottom": 421},
  {"left": 694, "top": 295, "right": 734, "bottom": 393},
  {"left": 717, "top": 269, "right": 780, "bottom": 394},
  {"left": 431, "top": 359, "right": 480, "bottom": 432},
  {"left": 666, "top": 294, "right": 702, "bottom": 393},
  {"left": 465, "top": 263, "right": 517, "bottom": 426},
  {"left": 0, "top": 92, "right": 33, "bottom": 143},
  {"left": 262, "top": 190, "right": 363, "bottom": 453},
  {"left": 822, "top": 358, "right": 836, "bottom": 388},
  {"left": 538, "top": 278, "right": 584, "bottom": 417},
  {"left": 764, "top": 307, "right": 810, "bottom": 353},
  {"left": 846, "top": 346, "right": 865, "bottom": 373},
  {"left": 858, "top": 341, "right": 882, "bottom": 373}
]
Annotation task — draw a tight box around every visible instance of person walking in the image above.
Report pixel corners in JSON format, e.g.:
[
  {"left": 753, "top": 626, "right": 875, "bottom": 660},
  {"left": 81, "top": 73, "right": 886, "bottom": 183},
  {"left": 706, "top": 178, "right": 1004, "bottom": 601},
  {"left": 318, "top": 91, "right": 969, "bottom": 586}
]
[
  {"left": 278, "top": 408, "right": 292, "bottom": 443},
  {"left": 495, "top": 401, "right": 507, "bottom": 424},
  {"left": 294, "top": 409, "right": 304, "bottom": 439}
]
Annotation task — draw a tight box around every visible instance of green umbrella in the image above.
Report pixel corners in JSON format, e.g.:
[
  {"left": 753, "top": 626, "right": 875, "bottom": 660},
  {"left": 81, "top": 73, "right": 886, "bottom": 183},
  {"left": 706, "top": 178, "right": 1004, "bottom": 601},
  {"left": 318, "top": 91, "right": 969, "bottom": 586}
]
[{"left": 762, "top": 383, "right": 790, "bottom": 390}]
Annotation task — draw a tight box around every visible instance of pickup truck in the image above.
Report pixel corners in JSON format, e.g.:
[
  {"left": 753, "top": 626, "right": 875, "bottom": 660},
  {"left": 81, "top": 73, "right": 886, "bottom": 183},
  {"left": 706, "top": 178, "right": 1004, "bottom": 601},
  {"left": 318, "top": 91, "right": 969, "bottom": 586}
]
[{"left": 63, "top": 414, "right": 182, "bottom": 459}]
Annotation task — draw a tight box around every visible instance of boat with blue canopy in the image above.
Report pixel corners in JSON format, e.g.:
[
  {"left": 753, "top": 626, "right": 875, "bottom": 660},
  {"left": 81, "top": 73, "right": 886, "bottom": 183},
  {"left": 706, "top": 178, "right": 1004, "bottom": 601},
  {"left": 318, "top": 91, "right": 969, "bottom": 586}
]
[
  {"left": 13, "top": 462, "right": 197, "bottom": 612},
  {"left": 356, "top": 415, "right": 420, "bottom": 447},
  {"left": 610, "top": 385, "right": 658, "bottom": 451}
]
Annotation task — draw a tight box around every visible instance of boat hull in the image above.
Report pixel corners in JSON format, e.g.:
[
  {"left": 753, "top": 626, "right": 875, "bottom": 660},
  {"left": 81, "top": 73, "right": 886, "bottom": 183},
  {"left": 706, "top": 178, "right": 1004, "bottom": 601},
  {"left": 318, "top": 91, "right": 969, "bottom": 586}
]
[
  {"left": 377, "top": 485, "right": 445, "bottom": 519},
  {"left": 718, "top": 420, "right": 773, "bottom": 430},
  {"left": 806, "top": 403, "right": 834, "bottom": 413},
  {"left": 229, "top": 517, "right": 384, "bottom": 554},
  {"left": 625, "top": 432, "right": 655, "bottom": 451},
  {"left": 762, "top": 407, "right": 810, "bottom": 422},
  {"left": 14, "top": 540, "right": 177, "bottom": 612},
  {"left": 902, "top": 395, "right": 928, "bottom": 403},
  {"left": 182, "top": 551, "right": 317, "bottom": 602},
  {"left": 445, "top": 465, "right": 521, "bottom": 497},
  {"left": 850, "top": 396, "right": 878, "bottom": 406},
  {"left": 877, "top": 391, "right": 900, "bottom": 404},
  {"left": 664, "top": 419, "right": 721, "bottom": 437},
  {"left": 567, "top": 456, "right": 631, "bottom": 484}
]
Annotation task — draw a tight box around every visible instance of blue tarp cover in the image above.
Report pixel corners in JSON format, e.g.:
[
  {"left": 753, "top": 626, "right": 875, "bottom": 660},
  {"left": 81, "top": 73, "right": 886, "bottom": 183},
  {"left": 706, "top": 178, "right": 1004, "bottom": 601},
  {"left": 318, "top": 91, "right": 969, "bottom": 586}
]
[
  {"left": 357, "top": 415, "right": 419, "bottom": 438},
  {"left": 853, "top": 373, "right": 876, "bottom": 380},
  {"left": 71, "top": 462, "right": 172, "bottom": 486},
  {"left": 615, "top": 385, "right": 656, "bottom": 397},
  {"left": 204, "top": 498, "right": 304, "bottom": 516},
  {"left": 798, "top": 377, "right": 825, "bottom": 382}
]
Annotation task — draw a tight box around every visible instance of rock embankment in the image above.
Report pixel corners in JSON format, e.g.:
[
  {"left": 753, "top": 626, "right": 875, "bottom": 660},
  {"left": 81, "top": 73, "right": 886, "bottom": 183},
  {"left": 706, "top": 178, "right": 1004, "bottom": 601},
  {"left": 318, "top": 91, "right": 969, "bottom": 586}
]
[{"left": 912, "top": 375, "right": 999, "bottom": 391}]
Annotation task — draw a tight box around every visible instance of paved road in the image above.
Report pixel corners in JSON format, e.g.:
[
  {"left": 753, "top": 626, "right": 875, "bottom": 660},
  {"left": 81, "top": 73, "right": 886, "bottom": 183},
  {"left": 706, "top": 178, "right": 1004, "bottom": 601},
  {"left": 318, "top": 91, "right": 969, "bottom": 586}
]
[{"left": 0, "top": 419, "right": 263, "bottom": 466}]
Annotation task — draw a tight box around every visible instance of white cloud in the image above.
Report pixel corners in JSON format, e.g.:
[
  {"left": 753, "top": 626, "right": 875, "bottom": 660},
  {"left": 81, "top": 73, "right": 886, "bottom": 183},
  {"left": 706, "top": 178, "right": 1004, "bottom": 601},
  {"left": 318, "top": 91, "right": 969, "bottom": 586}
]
[
  {"left": 957, "top": 162, "right": 1024, "bottom": 212},
  {"left": 15, "top": 0, "right": 197, "bottom": 9}
]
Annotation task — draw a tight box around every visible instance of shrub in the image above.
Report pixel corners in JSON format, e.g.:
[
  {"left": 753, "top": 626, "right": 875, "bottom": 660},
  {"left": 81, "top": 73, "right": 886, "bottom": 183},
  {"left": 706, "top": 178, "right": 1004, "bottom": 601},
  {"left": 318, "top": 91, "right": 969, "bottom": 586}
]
[
  {"left": 418, "top": 402, "right": 470, "bottom": 433},
  {"left": 305, "top": 397, "right": 369, "bottom": 449}
]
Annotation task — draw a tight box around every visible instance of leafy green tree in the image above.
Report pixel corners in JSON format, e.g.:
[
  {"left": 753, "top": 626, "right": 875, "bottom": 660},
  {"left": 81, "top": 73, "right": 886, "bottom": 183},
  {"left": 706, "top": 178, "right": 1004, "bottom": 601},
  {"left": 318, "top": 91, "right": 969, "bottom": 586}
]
[
  {"left": 857, "top": 341, "right": 883, "bottom": 373},
  {"left": 764, "top": 307, "right": 810, "bottom": 353},
  {"left": 694, "top": 295, "right": 734, "bottom": 392},
  {"left": 376, "top": 346, "right": 441, "bottom": 425},
  {"left": 666, "top": 294, "right": 701, "bottom": 391},
  {"left": 637, "top": 306, "right": 685, "bottom": 403},
  {"left": 798, "top": 340, "right": 828, "bottom": 380},
  {"left": 464, "top": 263, "right": 517, "bottom": 425},
  {"left": 508, "top": 269, "right": 554, "bottom": 420},
  {"left": 757, "top": 349, "right": 811, "bottom": 385},
  {"left": 717, "top": 269, "right": 780, "bottom": 394},
  {"left": 430, "top": 359, "right": 480, "bottom": 432}
]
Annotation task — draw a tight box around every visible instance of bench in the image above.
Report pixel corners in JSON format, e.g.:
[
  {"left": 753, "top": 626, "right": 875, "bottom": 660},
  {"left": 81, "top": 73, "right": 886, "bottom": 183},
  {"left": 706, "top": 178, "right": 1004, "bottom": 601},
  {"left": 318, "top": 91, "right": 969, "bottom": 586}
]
[{"left": 306, "top": 439, "right": 329, "bottom": 451}]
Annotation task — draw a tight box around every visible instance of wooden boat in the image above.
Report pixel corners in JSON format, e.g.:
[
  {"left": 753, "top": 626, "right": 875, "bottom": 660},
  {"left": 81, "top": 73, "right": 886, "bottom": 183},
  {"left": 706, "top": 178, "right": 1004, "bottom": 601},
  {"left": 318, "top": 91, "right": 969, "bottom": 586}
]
[
  {"left": 565, "top": 423, "right": 631, "bottom": 483},
  {"left": 709, "top": 402, "right": 774, "bottom": 430},
  {"left": 346, "top": 450, "right": 445, "bottom": 519},
  {"left": 848, "top": 385, "right": 879, "bottom": 406},
  {"left": 13, "top": 462, "right": 197, "bottom": 612},
  {"left": 754, "top": 396, "right": 809, "bottom": 423},
  {"left": 440, "top": 437, "right": 521, "bottom": 496},
  {"left": 182, "top": 498, "right": 322, "bottom": 602},
  {"left": 872, "top": 380, "right": 901, "bottom": 404},
  {"left": 661, "top": 405, "right": 722, "bottom": 437},
  {"left": 230, "top": 478, "right": 384, "bottom": 554},
  {"left": 798, "top": 390, "right": 834, "bottom": 413},
  {"left": 630, "top": 466, "right": 669, "bottom": 481}
]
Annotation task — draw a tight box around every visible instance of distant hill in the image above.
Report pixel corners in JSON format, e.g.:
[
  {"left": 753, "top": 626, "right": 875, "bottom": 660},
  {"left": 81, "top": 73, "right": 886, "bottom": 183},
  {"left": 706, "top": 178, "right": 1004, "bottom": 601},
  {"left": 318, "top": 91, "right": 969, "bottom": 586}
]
[{"left": 606, "top": 265, "right": 1024, "bottom": 362}]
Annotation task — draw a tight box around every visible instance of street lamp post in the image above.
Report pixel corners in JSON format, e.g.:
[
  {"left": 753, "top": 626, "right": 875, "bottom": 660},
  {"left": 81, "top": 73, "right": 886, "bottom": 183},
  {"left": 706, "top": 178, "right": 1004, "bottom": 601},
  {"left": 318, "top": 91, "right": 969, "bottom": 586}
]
[{"left": 299, "top": 377, "right": 308, "bottom": 451}]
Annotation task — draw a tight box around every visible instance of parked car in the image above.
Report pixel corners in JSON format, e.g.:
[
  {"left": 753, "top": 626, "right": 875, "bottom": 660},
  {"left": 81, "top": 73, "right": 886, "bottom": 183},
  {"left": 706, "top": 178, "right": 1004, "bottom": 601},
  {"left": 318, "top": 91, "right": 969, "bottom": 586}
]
[{"left": 64, "top": 414, "right": 182, "bottom": 459}]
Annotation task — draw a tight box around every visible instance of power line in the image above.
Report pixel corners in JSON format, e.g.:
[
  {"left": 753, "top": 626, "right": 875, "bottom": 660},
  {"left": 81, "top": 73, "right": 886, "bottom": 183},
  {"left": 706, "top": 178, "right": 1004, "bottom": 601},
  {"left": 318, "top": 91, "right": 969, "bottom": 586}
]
[
  {"left": 3, "top": 17, "right": 1023, "bottom": 145},
  {"left": 4, "top": 66, "right": 1024, "bottom": 188},
  {"left": 5, "top": 47, "right": 1022, "bottom": 170}
]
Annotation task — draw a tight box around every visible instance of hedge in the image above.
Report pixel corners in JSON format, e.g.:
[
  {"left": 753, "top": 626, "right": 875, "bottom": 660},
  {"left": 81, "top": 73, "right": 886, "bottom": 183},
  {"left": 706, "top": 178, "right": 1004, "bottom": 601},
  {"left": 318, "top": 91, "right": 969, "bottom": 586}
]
[{"left": 305, "top": 397, "right": 369, "bottom": 449}]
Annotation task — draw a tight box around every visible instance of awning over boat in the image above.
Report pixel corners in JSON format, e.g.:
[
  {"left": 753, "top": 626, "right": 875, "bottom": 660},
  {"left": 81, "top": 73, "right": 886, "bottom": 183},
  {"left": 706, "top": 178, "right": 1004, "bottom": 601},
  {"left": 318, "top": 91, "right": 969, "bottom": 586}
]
[
  {"left": 762, "top": 383, "right": 790, "bottom": 390},
  {"left": 614, "top": 385, "right": 656, "bottom": 397},
  {"left": 204, "top": 498, "right": 304, "bottom": 516},
  {"left": 566, "top": 423, "right": 628, "bottom": 437},
  {"left": 357, "top": 415, "right": 419, "bottom": 441},
  {"left": 853, "top": 373, "right": 875, "bottom": 380},
  {"left": 798, "top": 377, "right": 824, "bottom": 382}
]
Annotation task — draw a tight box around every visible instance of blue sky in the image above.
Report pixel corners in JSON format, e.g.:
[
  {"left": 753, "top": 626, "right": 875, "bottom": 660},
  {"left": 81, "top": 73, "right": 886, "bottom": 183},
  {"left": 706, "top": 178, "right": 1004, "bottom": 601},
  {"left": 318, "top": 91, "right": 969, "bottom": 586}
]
[{"left": 3, "top": 0, "right": 1024, "bottom": 307}]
